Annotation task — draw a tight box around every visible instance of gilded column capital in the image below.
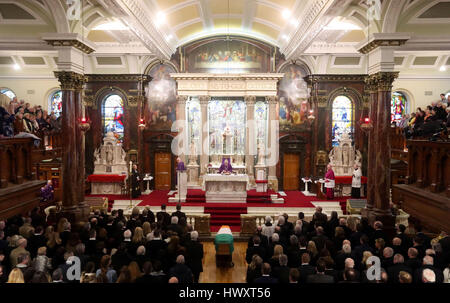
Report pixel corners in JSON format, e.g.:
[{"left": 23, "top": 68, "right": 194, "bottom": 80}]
[
  {"left": 199, "top": 95, "right": 211, "bottom": 105},
  {"left": 366, "top": 72, "right": 399, "bottom": 92},
  {"left": 265, "top": 95, "right": 278, "bottom": 105},
  {"left": 54, "top": 71, "right": 86, "bottom": 90},
  {"left": 244, "top": 95, "right": 256, "bottom": 105},
  {"left": 176, "top": 95, "right": 189, "bottom": 105}
]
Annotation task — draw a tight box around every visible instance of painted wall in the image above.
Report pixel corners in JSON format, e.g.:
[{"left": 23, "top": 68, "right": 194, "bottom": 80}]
[{"left": 0, "top": 78, "right": 59, "bottom": 110}]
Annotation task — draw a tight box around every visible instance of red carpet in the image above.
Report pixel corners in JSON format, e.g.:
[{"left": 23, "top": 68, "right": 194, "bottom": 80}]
[{"left": 86, "top": 190, "right": 352, "bottom": 231}]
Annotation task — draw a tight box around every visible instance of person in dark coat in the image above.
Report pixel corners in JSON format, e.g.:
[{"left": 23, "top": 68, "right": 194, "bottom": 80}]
[
  {"left": 387, "top": 254, "right": 412, "bottom": 283},
  {"left": 306, "top": 259, "right": 334, "bottom": 283},
  {"left": 156, "top": 204, "right": 171, "bottom": 229},
  {"left": 185, "top": 231, "right": 203, "bottom": 283},
  {"left": 298, "top": 253, "right": 316, "bottom": 283},
  {"left": 254, "top": 263, "right": 278, "bottom": 283},
  {"left": 272, "top": 254, "right": 290, "bottom": 283},
  {"left": 171, "top": 203, "right": 186, "bottom": 221},
  {"left": 246, "top": 236, "right": 266, "bottom": 263},
  {"left": 169, "top": 255, "right": 193, "bottom": 283},
  {"left": 131, "top": 164, "right": 141, "bottom": 198}
]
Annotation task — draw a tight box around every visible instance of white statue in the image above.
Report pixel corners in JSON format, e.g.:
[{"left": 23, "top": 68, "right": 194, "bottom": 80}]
[
  {"left": 93, "top": 132, "right": 128, "bottom": 174},
  {"left": 188, "top": 140, "right": 197, "bottom": 165},
  {"left": 328, "top": 132, "right": 362, "bottom": 176},
  {"left": 257, "top": 141, "right": 266, "bottom": 166}
]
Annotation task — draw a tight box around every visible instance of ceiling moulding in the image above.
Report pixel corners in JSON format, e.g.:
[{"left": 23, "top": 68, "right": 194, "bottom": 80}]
[
  {"left": 42, "top": 33, "right": 97, "bottom": 54},
  {"left": 281, "top": 0, "right": 354, "bottom": 60},
  {"left": 357, "top": 33, "right": 412, "bottom": 54},
  {"left": 97, "top": 0, "right": 175, "bottom": 59},
  {"left": 304, "top": 42, "right": 359, "bottom": 54},
  {"left": 0, "top": 37, "right": 54, "bottom": 51}
]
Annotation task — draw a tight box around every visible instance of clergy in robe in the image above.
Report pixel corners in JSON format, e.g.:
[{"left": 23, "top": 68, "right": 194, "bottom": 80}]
[
  {"left": 176, "top": 157, "right": 185, "bottom": 171},
  {"left": 219, "top": 158, "right": 232, "bottom": 174},
  {"left": 131, "top": 164, "right": 141, "bottom": 198},
  {"left": 40, "top": 180, "right": 54, "bottom": 202},
  {"left": 324, "top": 164, "right": 335, "bottom": 200},
  {"left": 351, "top": 164, "right": 362, "bottom": 198}
]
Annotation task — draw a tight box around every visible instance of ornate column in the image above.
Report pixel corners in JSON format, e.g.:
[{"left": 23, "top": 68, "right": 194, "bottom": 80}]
[
  {"left": 266, "top": 96, "right": 279, "bottom": 191},
  {"left": 358, "top": 33, "right": 409, "bottom": 239},
  {"left": 55, "top": 71, "right": 86, "bottom": 222},
  {"left": 175, "top": 95, "right": 188, "bottom": 162},
  {"left": 199, "top": 96, "right": 210, "bottom": 181},
  {"left": 244, "top": 96, "right": 256, "bottom": 186}
]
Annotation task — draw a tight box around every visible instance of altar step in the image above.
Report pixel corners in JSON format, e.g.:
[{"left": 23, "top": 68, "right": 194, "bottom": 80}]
[{"left": 204, "top": 205, "right": 247, "bottom": 231}]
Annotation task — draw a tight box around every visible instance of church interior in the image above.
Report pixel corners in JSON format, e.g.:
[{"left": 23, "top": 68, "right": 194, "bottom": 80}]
[{"left": 0, "top": 0, "right": 449, "bottom": 284}]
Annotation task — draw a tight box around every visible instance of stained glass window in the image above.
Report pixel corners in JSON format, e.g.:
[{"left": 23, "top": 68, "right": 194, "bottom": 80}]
[
  {"left": 391, "top": 91, "right": 407, "bottom": 123},
  {"left": 102, "top": 94, "right": 124, "bottom": 143},
  {"left": 186, "top": 98, "right": 201, "bottom": 156},
  {"left": 254, "top": 101, "right": 267, "bottom": 150},
  {"left": 208, "top": 100, "right": 246, "bottom": 155},
  {"left": 0, "top": 88, "right": 16, "bottom": 100},
  {"left": 49, "top": 90, "right": 62, "bottom": 118},
  {"left": 332, "top": 95, "right": 353, "bottom": 147}
]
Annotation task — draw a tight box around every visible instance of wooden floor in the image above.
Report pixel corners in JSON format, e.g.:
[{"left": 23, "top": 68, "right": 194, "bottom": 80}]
[{"left": 199, "top": 241, "right": 247, "bottom": 283}]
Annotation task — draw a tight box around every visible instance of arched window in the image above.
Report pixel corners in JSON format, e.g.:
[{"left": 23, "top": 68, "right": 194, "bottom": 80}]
[
  {"left": 49, "top": 90, "right": 62, "bottom": 118},
  {"left": 102, "top": 94, "right": 124, "bottom": 143},
  {"left": 0, "top": 88, "right": 16, "bottom": 100},
  {"left": 391, "top": 91, "right": 407, "bottom": 123},
  {"left": 332, "top": 95, "right": 354, "bottom": 147}
]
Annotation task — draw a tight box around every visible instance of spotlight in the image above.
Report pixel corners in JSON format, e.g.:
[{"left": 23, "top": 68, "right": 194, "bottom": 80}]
[
  {"left": 282, "top": 9, "right": 291, "bottom": 19},
  {"left": 440, "top": 65, "right": 447, "bottom": 72},
  {"left": 13, "top": 63, "right": 20, "bottom": 70}
]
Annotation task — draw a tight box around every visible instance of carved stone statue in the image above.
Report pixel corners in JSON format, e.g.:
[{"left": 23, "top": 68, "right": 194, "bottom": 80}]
[
  {"left": 328, "top": 132, "right": 362, "bottom": 176},
  {"left": 93, "top": 132, "right": 128, "bottom": 174},
  {"left": 257, "top": 141, "right": 266, "bottom": 166}
]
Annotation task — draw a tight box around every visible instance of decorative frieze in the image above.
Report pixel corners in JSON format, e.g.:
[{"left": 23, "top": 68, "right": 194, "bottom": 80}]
[{"left": 45, "top": 39, "right": 95, "bottom": 54}]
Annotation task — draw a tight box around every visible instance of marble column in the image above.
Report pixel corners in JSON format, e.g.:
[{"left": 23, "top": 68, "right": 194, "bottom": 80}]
[
  {"left": 55, "top": 71, "right": 87, "bottom": 222},
  {"left": 176, "top": 95, "right": 188, "bottom": 162},
  {"left": 199, "top": 96, "right": 210, "bottom": 179},
  {"left": 364, "top": 78, "right": 378, "bottom": 211},
  {"left": 245, "top": 96, "right": 256, "bottom": 186},
  {"left": 266, "top": 96, "right": 279, "bottom": 191}
]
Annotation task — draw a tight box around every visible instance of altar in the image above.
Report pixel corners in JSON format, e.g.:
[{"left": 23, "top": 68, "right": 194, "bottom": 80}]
[{"left": 203, "top": 174, "right": 249, "bottom": 203}]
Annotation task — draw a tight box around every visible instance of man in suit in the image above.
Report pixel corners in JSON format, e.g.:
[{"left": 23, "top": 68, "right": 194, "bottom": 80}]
[
  {"left": 185, "top": 231, "right": 203, "bottom": 283},
  {"left": 273, "top": 254, "right": 290, "bottom": 283},
  {"left": 289, "top": 268, "right": 300, "bottom": 283},
  {"left": 370, "top": 221, "right": 386, "bottom": 249},
  {"left": 248, "top": 226, "right": 269, "bottom": 249},
  {"left": 310, "top": 207, "right": 327, "bottom": 228},
  {"left": 414, "top": 255, "right": 444, "bottom": 283},
  {"left": 312, "top": 226, "right": 330, "bottom": 252},
  {"left": 297, "top": 212, "right": 309, "bottom": 233},
  {"left": 169, "top": 255, "right": 193, "bottom": 283},
  {"left": 387, "top": 254, "right": 412, "bottom": 283},
  {"left": 9, "top": 238, "right": 30, "bottom": 267},
  {"left": 335, "top": 243, "right": 352, "bottom": 271},
  {"left": 254, "top": 263, "right": 278, "bottom": 283},
  {"left": 306, "top": 259, "right": 334, "bottom": 283},
  {"left": 339, "top": 268, "right": 360, "bottom": 283},
  {"left": 157, "top": 204, "right": 171, "bottom": 229},
  {"left": 146, "top": 229, "right": 167, "bottom": 261},
  {"left": 246, "top": 236, "right": 266, "bottom": 263},
  {"left": 166, "top": 216, "right": 183, "bottom": 237},
  {"left": 298, "top": 253, "right": 316, "bottom": 283},
  {"left": 27, "top": 226, "right": 46, "bottom": 258},
  {"left": 352, "top": 234, "right": 373, "bottom": 268},
  {"left": 406, "top": 247, "right": 422, "bottom": 272},
  {"left": 171, "top": 203, "right": 186, "bottom": 221}
]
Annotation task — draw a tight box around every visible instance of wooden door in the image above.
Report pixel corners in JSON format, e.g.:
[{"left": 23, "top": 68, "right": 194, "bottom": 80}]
[
  {"left": 155, "top": 152, "right": 171, "bottom": 190},
  {"left": 283, "top": 153, "right": 300, "bottom": 190}
]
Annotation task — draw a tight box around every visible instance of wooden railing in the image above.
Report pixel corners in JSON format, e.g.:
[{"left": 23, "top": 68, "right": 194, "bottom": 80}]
[
  {"left": 390, "top": 127, "right": 407, "bottom": 161},
  {"left": 35, "top": 130, "right": 62, "bottom": 151},
  {"left": 405, "top": 140, "right": 450, "bottom": 195},
  {"left": 0, "top": 137, "right": 35, "bottom": 188}
]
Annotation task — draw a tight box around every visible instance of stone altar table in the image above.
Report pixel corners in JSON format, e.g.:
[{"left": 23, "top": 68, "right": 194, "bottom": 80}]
[{"left": 203, "top": 174, "right": 249, "bottom": 203}]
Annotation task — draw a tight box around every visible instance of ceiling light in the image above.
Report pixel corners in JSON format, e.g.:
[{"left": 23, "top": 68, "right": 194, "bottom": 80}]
[
  {"left": 282, "top": 34, "right": 289, "bottom": 41},
  {"left": 440, "top": 65, "right": 447, "bottom": 72},
  {"left": 282, "top": 9, "right": 291, "bottom": 19},
  {"left": 324, "top": 19, "right": 361, "bottom": 30},
  {"left": 290, "top": 19, "right": 299, "bottom": 27},
  {"left": 155, "top": 12, "right": 166, "bottom": 27},
  {"left": 93, "top": 21, "right": 128, "bottom": 31},
  {"left": 13, "top": 63, "right": 20, "bottom": 70},
  {"left": 166, "top": 34, "right": 173, "bottom": 41}
]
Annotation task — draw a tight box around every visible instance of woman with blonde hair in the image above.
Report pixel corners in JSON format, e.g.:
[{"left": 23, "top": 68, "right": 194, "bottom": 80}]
[
  {"left": 307, "top": 241, "right": 319, "bottom": 265},
  {"left": 268, "top": 244, "right": 284, "bottom": 269},
  {"left": 246, "top": 255, "right": 263, "bottom": 283},
  {"left": 142, "top": 221, "right": 151, "bottom": 237},
  {"left": 128, "top": 261, "right": 142, "bottom": 282},
  {"left": 116, "top": 266, "right": 132, "bottom": 283},
  {"left": 7, "top": 268, "right": 25, "bottom": 283}
]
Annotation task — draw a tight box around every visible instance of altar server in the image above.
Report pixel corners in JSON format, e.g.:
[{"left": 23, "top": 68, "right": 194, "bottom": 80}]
[
  {"left": 324, "top": 164, "right": 335, "bottom": 200},
  {"left": 351, "top": 164, "right": 362, "bottom": 198}
]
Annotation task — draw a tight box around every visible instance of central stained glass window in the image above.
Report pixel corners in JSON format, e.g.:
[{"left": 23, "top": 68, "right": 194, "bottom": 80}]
[
  {"left": 102, "top": 94, "right": 124, "bottom": 143},
  {"left": 332, "top": 95, "right": 354, "bottom": 147},
  {"left": 208, "top": 99, "right": 246, "bottom": 155}
]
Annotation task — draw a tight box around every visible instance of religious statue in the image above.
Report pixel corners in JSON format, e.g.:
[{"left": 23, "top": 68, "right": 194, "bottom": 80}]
[
  {"left": 93, "top": 132, "right": 128, "bottom": 174},
  {"left": 222, "top": 125, "right": 233, "bottom": 155},
  {"left": 257, "top": 141, "right": 266, "bottom": 166},
  {"left": 188, "top": 140, "right": 197, "bottom": 165},
  {"left": 328, "top": 132, "right": 362, "bottom": 176}
]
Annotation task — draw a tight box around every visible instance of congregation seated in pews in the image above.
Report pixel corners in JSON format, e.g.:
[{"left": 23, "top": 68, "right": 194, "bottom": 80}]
[
  {"left": 0, "top": 94, "right": 61, "bottom": 144},
  {"left": 0, "top": 203, "right": 205, "bottom": 283},
  {"left": 395, "top": 94, "right": 450, "bottom": 140},
  {"left": 244, "top": 208, "right": 450, "bottom": 283}
]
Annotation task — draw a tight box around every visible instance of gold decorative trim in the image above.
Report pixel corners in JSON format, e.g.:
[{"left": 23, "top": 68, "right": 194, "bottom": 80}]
[
  {"left": 358, "top": 39, "right": 408, "bottom": 55},
  {"left": 85, "top": 74, "right": 151, "bottom": 82},
  {"left": 305, "top": 74, "right": 367, "bottom": 83},
  {"left": 365, "top": 72, "right": 399, "bottom": 92},
  {"left": 45, "top": 39, "right": 95, "bottom": 54},
  {"left": 83, "top": 95, "right": 95, "bottom": 109},
  {"left": 54, "top": 71, "right": 86, "bottom": 90}
]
